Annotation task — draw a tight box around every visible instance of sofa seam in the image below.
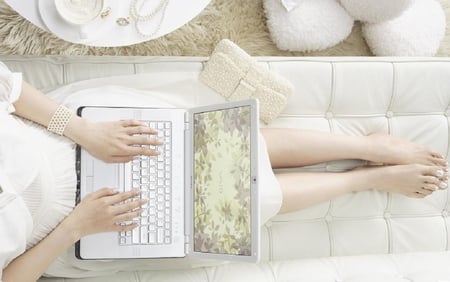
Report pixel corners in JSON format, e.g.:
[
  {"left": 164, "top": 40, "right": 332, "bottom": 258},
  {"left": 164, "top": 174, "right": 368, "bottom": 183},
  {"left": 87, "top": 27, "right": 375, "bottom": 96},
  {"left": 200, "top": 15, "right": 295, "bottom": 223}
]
[
  {"left": 445, "top": 103, "right": 450, "bottom": 251},
  {"left": 133, "top": 270, "right": 141, "bottom": 282},
  {"left": 327, "top": 62, "right": 336, "bottom": 257},
  {"left": 266, "top": 224, "right": 275, "bottom": 261}
]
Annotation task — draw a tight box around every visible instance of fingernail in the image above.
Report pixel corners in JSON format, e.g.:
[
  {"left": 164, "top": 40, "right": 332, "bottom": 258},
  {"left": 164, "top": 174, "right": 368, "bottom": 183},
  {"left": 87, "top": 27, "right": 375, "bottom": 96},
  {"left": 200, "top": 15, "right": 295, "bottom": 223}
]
[
  {"left": 439, "top": 182, "right": 448, "bottom": 189},
  {"left": 436, "top": 169, "right": 444, "bottom": 178}
]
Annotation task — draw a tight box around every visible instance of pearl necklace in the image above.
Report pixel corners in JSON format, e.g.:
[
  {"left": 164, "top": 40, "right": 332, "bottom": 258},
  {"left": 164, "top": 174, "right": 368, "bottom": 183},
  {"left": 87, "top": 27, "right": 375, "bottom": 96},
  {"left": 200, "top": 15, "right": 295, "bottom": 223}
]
[{"left": 129, "top": 0, "right": 169, "bottom": 37}]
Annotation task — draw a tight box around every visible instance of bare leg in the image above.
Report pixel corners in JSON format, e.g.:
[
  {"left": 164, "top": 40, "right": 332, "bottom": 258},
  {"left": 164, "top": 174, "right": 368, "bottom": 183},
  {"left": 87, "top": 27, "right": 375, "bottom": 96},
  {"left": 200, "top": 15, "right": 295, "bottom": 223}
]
[
  {"left": 261, "top": 128, "right": 447, "bottom": 168},
  {"left": 278, "top": 164, "right": 448, "bottom": 213}
]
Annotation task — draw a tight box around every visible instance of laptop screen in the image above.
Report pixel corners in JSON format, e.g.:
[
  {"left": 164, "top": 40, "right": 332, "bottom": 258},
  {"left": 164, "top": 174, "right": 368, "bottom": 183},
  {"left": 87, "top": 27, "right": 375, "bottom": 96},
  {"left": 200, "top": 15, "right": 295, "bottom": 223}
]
[{"left": 192, "top": 105, "right": 252, "bottom": 256}]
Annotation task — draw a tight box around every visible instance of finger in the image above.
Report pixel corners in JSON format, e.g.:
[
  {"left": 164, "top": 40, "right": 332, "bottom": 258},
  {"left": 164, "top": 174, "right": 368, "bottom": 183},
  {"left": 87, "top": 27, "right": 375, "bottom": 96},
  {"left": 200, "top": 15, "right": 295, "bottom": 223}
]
[
  {"left": 115, "top": 209, "right": 142, "bottom": 223},
  {"left": 114, "top": 223, "right": 139, "bottom": 232},
  {"left": 108, "top": 156, "right": 134, "bottom": 163},
  {"left": 87, "top": 188, "right": 118, "bottom": 200},
  {"left": 120, "top": 119, "right": 146, "bottom": 127},
  {"left": 106, "top": 189, "right": 140, "bottom": 205},
  {"left": 124, "top": 146, "right": 160, "bottom": 157},
  {"left": 127, "top": 135, "right": 162, "bottom": 146},
  {"left": 102, "top": 156, "right": 134, "bottom": 164},
  {"left": 126, "top": 126, "right": 158, "bottom": 136},
  {"left": 105, "top": 155, "right": 149, "bottom": 163},
  {"left": 113, "top": 198, "right": 147, "bottom": 215}
]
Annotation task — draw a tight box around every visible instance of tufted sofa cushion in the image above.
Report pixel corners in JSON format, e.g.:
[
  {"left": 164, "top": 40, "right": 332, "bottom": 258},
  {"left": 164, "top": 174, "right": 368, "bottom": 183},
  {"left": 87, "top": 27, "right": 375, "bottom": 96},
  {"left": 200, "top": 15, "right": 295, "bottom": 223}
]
[{"left": 2, "top": 56, "right": 449, "bottom": 281}]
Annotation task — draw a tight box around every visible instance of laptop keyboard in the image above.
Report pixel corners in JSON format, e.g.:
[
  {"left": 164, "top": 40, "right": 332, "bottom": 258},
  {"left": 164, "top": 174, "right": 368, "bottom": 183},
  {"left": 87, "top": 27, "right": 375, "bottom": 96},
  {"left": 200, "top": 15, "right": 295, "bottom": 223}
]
[{"left": 119, "top": 121, "right": 172, "bottom": 246}]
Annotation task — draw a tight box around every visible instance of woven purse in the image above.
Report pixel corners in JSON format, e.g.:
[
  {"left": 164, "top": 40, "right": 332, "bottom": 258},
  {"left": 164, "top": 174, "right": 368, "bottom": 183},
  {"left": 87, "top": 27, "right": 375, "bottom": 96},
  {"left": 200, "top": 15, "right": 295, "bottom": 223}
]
[{"left": 199, "top": 39, "right": 293, "bottom": 124}]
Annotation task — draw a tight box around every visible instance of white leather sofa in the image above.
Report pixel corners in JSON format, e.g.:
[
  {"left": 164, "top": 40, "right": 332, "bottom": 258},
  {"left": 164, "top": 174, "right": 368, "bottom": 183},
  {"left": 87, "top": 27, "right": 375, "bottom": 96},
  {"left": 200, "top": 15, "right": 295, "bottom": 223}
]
[{"left": 2, "top": 56, "right": 450, "bottom": 282}]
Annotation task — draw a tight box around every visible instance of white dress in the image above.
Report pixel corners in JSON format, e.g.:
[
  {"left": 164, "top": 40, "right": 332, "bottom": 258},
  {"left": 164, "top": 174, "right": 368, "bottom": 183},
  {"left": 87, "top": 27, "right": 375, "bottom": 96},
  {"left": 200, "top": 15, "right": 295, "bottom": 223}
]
[
  {"left": 0, "top": 62, "right": 78, "bottom": 279},
  {"left": 0, "top": 64, "right": 282, "bottom": 278}
]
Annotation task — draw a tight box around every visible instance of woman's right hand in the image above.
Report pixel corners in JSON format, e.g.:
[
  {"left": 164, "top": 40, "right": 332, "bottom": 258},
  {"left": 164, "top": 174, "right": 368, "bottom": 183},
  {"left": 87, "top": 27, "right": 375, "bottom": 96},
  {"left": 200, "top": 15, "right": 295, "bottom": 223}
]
[{"left": 62, "top": 188, "right": 147, "bottom": 240}]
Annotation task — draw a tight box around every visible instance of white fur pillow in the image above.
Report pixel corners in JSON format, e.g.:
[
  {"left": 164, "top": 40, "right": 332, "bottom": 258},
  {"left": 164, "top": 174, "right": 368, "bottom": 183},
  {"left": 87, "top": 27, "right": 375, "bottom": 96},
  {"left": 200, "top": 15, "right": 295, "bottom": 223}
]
[
  {"left": 340, "top": 0, "right": 415, "bottom": 23},
  {"left": 363, "top": 0, "right": 446, "bottom": 56},
  {"left": 263, "top": 0, "right": 354, "bottom": 52}
]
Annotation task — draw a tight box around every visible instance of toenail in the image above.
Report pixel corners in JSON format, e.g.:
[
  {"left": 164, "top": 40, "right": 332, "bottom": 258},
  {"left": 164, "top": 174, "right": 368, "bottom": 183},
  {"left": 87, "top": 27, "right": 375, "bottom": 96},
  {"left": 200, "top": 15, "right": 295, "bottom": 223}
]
[
  {"left": 439, "top": 182, "right": 448, "bottom": 189},
  {"left": 436, "top": 170, "right": 444, "bottom": 177}
]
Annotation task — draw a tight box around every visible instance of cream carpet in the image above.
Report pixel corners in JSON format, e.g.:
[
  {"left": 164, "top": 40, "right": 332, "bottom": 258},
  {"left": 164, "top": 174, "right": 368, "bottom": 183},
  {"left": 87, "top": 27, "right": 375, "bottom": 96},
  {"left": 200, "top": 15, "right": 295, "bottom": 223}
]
[{"left": 0, "top": 0, "right": 449, "bottom": 56}]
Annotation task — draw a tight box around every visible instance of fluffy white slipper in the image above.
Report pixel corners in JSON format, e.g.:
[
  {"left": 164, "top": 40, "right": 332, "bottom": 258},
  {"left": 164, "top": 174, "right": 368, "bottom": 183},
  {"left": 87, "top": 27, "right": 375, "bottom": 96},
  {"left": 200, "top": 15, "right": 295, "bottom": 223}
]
[
  {"left": 340, "top": 0, "right": 415, "bottom": 23},
  {"left": 263, "top": 0, "right": 354, "bottom": 52},
  {"left": 363, "top": 0, "right": 446, "bottom": 56}
]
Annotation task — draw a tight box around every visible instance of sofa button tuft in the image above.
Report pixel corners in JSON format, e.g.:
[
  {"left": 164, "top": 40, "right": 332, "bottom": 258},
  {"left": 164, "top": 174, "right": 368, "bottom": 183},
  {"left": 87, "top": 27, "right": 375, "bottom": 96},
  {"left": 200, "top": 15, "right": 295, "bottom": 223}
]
[
  {"left": 442, "top": 210, "right": 449, "bottom": 217},
  {"left": 384, "top": 212, "right": 391, "bottom": 219},
  {"left": 325, "top": 112, "right": 334, "bottom": 119},
  {"left": 386, "top": 111, "right": 394, "bottom": 118}
]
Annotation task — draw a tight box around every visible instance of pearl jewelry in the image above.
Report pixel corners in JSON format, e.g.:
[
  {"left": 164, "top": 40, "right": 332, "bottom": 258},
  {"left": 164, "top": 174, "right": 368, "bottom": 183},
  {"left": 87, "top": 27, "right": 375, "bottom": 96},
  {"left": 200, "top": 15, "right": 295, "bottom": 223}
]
[{"left": 129, "top": 0, "right": 169, "bottom": 37}]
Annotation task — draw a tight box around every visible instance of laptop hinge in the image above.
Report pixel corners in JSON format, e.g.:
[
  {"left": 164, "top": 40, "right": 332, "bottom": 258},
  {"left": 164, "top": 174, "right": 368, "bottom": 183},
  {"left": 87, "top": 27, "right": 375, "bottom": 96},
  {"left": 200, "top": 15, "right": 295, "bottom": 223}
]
[
  {"left": 185, "top": 235, "right": 190, "bottom": 254},
  {"left": 184, "top": 112, "right": 190, "bottom": 130}
]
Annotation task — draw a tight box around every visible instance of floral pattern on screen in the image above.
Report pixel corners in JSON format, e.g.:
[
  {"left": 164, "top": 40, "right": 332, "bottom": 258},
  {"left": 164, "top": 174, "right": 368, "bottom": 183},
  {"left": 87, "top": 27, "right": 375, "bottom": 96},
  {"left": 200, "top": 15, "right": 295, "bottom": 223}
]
[{"left": 193, "top": 106, "right": 252, "bottom": 255}]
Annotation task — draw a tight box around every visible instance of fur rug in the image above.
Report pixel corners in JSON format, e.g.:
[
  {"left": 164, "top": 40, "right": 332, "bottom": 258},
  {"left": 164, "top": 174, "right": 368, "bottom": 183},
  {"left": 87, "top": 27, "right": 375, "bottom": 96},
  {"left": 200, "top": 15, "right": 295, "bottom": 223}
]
[{"left": 0, "top": 0, "right": 449, "bottom": 56}]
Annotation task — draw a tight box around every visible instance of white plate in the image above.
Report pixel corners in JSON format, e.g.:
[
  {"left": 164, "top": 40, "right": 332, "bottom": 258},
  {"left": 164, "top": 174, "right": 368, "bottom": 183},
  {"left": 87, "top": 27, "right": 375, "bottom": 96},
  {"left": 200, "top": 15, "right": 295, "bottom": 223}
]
[
  {"left": 38, "top": 0, "right": 118, "bottom": 44},
  {"left": 7, "top": 0, "right": 211, "bottom": 47}
]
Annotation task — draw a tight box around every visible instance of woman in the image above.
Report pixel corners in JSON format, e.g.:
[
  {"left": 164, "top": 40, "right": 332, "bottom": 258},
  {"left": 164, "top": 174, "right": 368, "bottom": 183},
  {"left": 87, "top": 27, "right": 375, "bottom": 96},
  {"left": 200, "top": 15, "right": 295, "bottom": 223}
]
[{"left": 1, "top": 62, "right": 447, "bottom": 281}]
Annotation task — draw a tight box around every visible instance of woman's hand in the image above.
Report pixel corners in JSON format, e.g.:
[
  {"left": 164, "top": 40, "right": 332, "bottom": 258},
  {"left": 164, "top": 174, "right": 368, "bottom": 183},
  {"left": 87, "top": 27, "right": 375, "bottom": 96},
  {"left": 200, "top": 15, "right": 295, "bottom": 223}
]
[
  {"left": 62, "top": 188, "right": 146, "bottom": 239},
  {"left": 13, "top": 81, "right": 161, "bottom": 163},
  {"left": 65, "top": 117, "right": 162, "bottom": 163},
  {"left": 2, "top": 188, "right": 147, "bottom": 282}
]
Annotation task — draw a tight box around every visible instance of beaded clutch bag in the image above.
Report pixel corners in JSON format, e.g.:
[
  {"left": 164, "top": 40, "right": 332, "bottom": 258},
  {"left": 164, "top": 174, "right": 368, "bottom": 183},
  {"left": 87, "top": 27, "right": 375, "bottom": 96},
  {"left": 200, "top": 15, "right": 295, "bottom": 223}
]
[{"left": 199, "top": 39, "right": 294, "bottom": 124}]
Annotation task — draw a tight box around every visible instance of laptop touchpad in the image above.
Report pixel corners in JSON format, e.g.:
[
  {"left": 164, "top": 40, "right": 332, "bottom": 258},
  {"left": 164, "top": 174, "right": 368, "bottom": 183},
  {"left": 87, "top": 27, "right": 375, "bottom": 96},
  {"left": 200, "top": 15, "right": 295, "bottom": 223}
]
[{"left": 93, "top": 161, "right": 119, "bottom": 191}]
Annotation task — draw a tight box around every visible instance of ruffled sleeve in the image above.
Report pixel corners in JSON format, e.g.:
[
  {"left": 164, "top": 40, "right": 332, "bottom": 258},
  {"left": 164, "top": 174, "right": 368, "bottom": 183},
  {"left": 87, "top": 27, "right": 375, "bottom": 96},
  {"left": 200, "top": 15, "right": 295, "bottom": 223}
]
[
  {"left": 0, "top": 62, "right": 23, "bottom": 114},
  {"left": 0, "top": 171, "right": 33, "bottom": 279}
]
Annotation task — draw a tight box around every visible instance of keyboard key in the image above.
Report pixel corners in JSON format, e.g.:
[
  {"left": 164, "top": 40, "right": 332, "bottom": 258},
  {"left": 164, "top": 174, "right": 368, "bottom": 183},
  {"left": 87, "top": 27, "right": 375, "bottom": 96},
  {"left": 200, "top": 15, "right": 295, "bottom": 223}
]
[
  {"left": 149, "top": 232, "right": 156, "bottom": 243},
  {"left": 141, "top": 228, "right": 149, "bottom": 243},
  {"left": 157, "top": 229, "right": 164, "bottom": 243},
  {"left": 132, "top": 228, "right": 140, "bottom": 244}
]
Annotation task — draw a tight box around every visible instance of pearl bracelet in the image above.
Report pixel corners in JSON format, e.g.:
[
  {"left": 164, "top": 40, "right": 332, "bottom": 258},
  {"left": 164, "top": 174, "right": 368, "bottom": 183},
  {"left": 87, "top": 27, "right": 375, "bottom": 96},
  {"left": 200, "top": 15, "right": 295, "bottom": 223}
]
[{"left": 47, "top": 105, "right": 73, "bottom": 136}]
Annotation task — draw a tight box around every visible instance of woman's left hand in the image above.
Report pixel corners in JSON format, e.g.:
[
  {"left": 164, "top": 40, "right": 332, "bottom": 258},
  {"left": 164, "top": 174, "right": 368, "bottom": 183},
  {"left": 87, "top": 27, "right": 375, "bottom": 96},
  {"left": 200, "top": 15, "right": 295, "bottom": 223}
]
[{"left": 66, "top": 117, "right": 161, "bottom": 163}]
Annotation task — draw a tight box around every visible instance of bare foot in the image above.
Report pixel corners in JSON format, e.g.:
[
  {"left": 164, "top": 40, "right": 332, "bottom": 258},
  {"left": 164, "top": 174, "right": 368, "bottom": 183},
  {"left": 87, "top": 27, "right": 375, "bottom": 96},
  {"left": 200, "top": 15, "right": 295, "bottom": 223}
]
[
  {"left": 366, "top": 133, "right": 447, "bottom": 167},
  {"left": 358, "top": 164, "right": 448, "bottom": 198}
]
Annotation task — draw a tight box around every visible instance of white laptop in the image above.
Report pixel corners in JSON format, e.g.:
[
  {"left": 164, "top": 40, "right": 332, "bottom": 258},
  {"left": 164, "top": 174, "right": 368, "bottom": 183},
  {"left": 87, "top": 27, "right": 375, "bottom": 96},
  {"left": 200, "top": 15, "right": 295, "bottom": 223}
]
[{"left": 75, "top": 99, "right": 260, "bottom": 262}]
